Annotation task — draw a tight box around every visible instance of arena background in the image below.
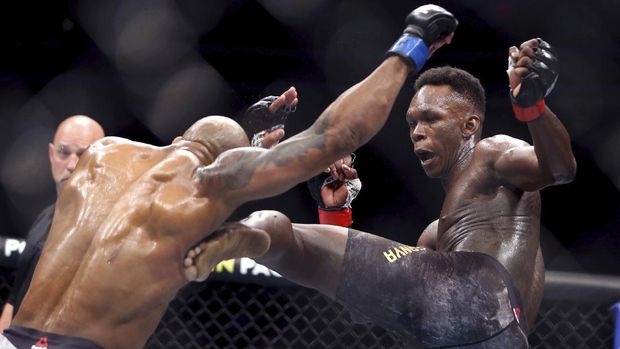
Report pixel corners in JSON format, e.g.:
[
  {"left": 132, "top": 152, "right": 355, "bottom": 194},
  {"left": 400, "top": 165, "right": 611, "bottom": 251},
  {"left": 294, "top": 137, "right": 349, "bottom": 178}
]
[
  {"left": 1, "top": 0, "right": 618, "bottom": 276},
  {"left": 0, "top": 0, "right": 620, "bottom": 348},
  {"left": 0, "top": 2, "right": 618, "bottom": 346}
]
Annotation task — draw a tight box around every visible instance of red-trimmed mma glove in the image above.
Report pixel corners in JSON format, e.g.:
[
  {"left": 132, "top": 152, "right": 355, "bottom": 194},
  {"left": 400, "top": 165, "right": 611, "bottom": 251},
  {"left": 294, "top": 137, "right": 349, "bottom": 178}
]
[
  {"left": 306, "top": 170, "right": 362, "bottom": 228},
  {"left": 317, "top": 177, "right": 361, "bottom": 227},
  {"left": 509, "top": 38, "right": 559, "bottom": 122},
  {"left": 241, "top": 95, "right": 296, "bottom": 147},
  {"left": 386, "top": 4, "right": 458, "bottom": 74}
]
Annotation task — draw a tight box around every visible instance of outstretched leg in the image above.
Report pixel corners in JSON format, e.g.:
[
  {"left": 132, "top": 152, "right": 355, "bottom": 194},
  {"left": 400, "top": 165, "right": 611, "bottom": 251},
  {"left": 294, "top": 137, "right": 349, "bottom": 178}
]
[
  {"left": 183, "top": 211, "right": 527, "bottom": 347},
  {"left": 184, "top": 210, "right": 349, "bottom": 297}
]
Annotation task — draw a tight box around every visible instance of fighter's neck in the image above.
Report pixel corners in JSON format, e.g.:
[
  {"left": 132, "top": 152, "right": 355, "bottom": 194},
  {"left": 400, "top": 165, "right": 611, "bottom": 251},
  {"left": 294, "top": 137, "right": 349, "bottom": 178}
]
[
  {"left": 175, "top": 140, "right": 215, "bottom": 165},
  {"left": 440, "top": 138, "right": 476, "bottom": 191}
]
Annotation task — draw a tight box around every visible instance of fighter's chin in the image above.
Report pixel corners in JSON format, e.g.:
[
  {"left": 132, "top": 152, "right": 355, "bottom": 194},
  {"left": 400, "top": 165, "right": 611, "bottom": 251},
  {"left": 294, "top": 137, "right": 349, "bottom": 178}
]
[
  {"left": 419, "top": 159, "right": 441, "bottom": 178},
  {"left": 59, "top": 176, "right": 71, "bottom": 186},
  {"left": 422, "top": 167, "right": 441, "bottom": 178}
]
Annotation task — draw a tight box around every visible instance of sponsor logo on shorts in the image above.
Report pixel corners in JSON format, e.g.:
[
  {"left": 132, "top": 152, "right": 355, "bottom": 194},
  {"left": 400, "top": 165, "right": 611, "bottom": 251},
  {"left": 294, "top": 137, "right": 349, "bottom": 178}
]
[
  {"left": 383, "top": 245, "right": 425, "bottom": 263},
  {"left": 513, "top": 307, "right": 521, "bottom": 324},
  {"left": 31, "top": 336, "right": 48, "bottom": 349}
]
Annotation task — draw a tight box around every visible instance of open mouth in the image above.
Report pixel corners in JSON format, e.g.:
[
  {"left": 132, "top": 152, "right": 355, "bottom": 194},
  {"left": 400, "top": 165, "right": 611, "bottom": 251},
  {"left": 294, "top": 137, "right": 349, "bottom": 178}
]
[{"left": 415, "top": 149, "right": 435, "bottom": 164}]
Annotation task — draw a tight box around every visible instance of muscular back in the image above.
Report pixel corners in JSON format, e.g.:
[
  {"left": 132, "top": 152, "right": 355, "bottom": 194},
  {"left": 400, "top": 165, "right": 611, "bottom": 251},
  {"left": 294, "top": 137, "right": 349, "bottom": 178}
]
[
  {"left": 435, "top": 135, "right": 545, "bottom": 328},
  {"left": 14, "top": 137, "right": 224, "bottom": 348}
]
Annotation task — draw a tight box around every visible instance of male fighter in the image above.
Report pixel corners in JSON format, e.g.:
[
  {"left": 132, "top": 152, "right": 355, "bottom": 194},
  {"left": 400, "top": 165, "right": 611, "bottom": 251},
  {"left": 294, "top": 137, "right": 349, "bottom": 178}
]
[
  {"left": 186, "top": 38, "right": 576, "bottom": 347},
  {"left": 1, "top": 5, "right": 457, "bottom": 348},
  {"left": 0, "top": 115, "right": 104, "bottom": 332}
]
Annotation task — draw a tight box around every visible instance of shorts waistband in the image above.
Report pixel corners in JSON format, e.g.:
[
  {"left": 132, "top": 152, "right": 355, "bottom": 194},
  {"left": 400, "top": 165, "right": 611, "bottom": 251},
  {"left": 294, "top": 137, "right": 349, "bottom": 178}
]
[{"left": 3, "top": 325, "right": 103, "bottom": 349}]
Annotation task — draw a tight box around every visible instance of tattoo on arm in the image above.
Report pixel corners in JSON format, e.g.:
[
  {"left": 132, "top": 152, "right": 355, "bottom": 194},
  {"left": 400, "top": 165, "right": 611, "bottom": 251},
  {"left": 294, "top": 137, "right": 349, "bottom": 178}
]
[{"left": 198, "top": 111, "right": 332, "bottom": 193}]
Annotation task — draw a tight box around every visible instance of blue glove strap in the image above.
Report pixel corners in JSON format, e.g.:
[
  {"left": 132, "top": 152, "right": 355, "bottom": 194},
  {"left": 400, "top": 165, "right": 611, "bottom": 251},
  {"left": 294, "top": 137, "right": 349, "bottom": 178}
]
[{"left": 388, "top": 34, "right": 429, "bottom": 72}]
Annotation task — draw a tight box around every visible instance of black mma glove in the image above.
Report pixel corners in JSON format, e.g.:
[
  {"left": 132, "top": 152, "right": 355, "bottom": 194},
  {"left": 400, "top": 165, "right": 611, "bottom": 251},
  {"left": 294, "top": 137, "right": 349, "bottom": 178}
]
[
  {"left": 510, "top": 38, "right": 559, "bottom": 122},
  {"left": 242, "top": 95, "right": 296, "bottom": 147},
  {"left": 386, "top": 4, "right": 458, "bottom": 73}
]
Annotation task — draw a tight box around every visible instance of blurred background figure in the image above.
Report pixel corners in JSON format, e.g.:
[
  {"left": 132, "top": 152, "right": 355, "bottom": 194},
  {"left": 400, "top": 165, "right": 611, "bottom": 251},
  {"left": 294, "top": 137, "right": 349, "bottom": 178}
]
[{"left": 0, "top": 115, "right": 104, "bottom": 332}]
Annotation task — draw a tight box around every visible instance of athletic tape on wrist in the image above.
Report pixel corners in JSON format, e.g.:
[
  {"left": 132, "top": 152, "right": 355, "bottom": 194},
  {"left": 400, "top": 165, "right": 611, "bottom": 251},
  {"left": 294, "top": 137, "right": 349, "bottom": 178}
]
[
  {"left": 318, "top": 207, "right": 353, "bottom": 227},
  {"left": 512, "top": 100, "right": 545, "bottom": 122},
  {"left": 388, "top": 34, "right": 428, "bottom": 72}
]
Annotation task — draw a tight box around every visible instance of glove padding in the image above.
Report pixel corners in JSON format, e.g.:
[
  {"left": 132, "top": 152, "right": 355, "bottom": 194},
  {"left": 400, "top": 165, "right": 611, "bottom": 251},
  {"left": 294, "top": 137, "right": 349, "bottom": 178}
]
[
  {"left": 510, "top": 38, "right": 559, "bottom": 107},
  {"left": 241, "top": 95, "right": 296, "bottom": 147},
  {"left": 404, "top": 4, "right": 459, "bottom": 47},
  {"left": 387, "top": 4, "right": 458, "bottom": 72}
]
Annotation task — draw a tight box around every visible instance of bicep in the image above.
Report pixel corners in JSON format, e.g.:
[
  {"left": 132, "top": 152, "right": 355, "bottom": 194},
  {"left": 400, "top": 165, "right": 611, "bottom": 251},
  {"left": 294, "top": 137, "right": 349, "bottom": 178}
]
[{"left": 494, "top": 145, "right": 554, "bottom": 191}]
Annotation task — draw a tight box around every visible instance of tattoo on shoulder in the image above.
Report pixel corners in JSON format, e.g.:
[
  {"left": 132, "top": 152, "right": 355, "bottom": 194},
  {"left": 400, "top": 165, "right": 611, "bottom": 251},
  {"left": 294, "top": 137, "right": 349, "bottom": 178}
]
[{"left": 198, "top": 150, "right": 257, "bottom": 191}]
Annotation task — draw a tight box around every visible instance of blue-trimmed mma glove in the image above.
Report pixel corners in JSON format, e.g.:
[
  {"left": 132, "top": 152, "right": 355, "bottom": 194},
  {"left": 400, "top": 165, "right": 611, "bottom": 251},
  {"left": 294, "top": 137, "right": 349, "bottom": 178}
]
[
  {"left": 509, "top": 38, "right": 559, "bottom": 122},
  {"left": 241, "top": 95, "right": 296, "bottom": 147},
  {"left": 386, "top": 4, "right": 458, "bottom": 74}
]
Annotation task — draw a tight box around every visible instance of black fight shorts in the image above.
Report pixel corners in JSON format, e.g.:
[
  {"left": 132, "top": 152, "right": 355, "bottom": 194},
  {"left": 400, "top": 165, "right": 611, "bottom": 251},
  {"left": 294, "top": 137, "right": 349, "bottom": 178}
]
[
  {"left": 335, "top": 229, "right": 529, "bottom": 348},
  {"left": 1, "top": 326, "right": 103, "bottom": 349}
]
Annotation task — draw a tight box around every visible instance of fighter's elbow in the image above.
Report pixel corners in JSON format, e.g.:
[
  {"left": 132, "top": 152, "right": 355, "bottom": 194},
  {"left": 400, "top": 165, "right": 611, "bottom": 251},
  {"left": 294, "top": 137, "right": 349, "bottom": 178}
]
[
  {"left": 324, "top": 98, "right": 384, "bottom": 153},
  {"left": 338, "top": 127, "right": 366, "bottom": 154},
  {"left": 320, "top": 120, "right": 363, "bottom": 158},
  {"left": 551, "top": 158, "right": 577, "bottom": 185}
]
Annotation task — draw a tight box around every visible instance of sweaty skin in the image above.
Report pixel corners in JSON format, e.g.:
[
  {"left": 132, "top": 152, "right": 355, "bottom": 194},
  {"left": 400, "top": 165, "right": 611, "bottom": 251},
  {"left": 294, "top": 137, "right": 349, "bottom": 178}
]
[
  {"left": 14, "top": 136, "right": 271, "bottom": 349},
  {"left": 13, "top": 55, "right": 415, "bottom": 349},
  {"left": 415, "top": 127, "right": 547, "bottom": 329},
  {"left": 409, "top": 39, "right": 575, "bottom": 329},
  {"left": 185, "top": 40, "right": 575, "bottom": 336},
  {"left": 408, "top": 78, "right": 574, "bottom": 328}
]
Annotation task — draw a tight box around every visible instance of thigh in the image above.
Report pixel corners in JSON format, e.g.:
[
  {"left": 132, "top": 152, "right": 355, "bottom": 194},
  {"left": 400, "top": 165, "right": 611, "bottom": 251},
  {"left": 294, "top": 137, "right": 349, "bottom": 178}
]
[{"left": 335, "top": 230, "right": 524, "bottom": 347}]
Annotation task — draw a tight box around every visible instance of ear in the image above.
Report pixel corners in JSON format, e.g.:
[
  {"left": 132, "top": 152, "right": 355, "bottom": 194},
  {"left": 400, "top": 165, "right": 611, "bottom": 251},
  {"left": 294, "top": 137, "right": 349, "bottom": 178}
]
[
  {"left": 48, "top": 143, "right": 55, "bottom": 162},
  {"left": 462, "top": 114, "right": 481, "bottom": 139}
]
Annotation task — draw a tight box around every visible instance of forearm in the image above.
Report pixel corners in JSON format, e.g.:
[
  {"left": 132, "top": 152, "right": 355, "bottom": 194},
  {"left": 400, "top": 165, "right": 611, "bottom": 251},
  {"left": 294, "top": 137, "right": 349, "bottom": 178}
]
[
  {"left": 527, "top": 107, "right": 576, "bottom": 183},
  {"left": 229, "top": 57, "right": 410, "bottom": 202},
  {"left": 313, "top": 57, "right": 410, "bottom": 157},
  {"left": 211, "top": 5, "right": 456, "bottom": 204},
  {"left": 314, "top": 3, "right": 457, "bottom": 156}
]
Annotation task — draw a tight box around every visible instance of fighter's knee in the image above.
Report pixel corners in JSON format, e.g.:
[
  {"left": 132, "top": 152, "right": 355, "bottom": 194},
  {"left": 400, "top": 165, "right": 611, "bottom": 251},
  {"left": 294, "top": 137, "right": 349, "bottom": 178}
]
[{"left": 246, "top": 210, "right": 291, "bottom": 228}]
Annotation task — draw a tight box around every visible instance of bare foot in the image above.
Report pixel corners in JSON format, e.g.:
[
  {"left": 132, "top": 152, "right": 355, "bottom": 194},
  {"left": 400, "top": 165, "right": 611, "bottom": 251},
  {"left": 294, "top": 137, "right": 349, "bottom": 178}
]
[{"left": 184, "top": 222, "right": 270, "bottom": 282}]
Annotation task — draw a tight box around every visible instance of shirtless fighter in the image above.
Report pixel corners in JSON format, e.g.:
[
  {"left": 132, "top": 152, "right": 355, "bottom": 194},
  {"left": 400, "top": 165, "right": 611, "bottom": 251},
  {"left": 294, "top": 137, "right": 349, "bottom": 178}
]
[
  {"left": 0, "top": 5, "right": 457, "bottom": 349},
  {"left": 186, "top": 38, "right": 576, "bottom": 347}
]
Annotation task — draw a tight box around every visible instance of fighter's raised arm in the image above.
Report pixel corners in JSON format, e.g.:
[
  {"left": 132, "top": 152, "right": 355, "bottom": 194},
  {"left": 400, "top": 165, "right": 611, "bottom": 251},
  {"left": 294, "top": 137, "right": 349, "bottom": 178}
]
[
  {"left": 200, "top": 5, "right": 458, "bottom": 205},
  {"left": 494, "top": 38, "right": 577, "bottom": 191}
]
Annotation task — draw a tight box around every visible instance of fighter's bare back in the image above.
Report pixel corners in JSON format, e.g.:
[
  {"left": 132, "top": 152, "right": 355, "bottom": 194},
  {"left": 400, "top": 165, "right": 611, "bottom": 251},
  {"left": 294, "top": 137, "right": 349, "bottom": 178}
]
[
  {"left": 13, "top": 137, "right": 254, "bottom": 348},
  {"left": 9, "top": 52, "right": 415, "bottom": 347}
]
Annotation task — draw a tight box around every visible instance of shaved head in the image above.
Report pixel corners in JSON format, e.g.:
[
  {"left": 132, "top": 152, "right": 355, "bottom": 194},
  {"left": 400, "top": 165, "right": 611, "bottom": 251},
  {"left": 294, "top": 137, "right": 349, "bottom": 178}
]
[
  {"left": 53, "top": 115, "right": 104, "bottom": 144},
  {"left": 183, "top": 116, "right": 249, "bottom": 158},
  {"left": 49, "top": 115, "right": 105, "bottom": 192}
]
